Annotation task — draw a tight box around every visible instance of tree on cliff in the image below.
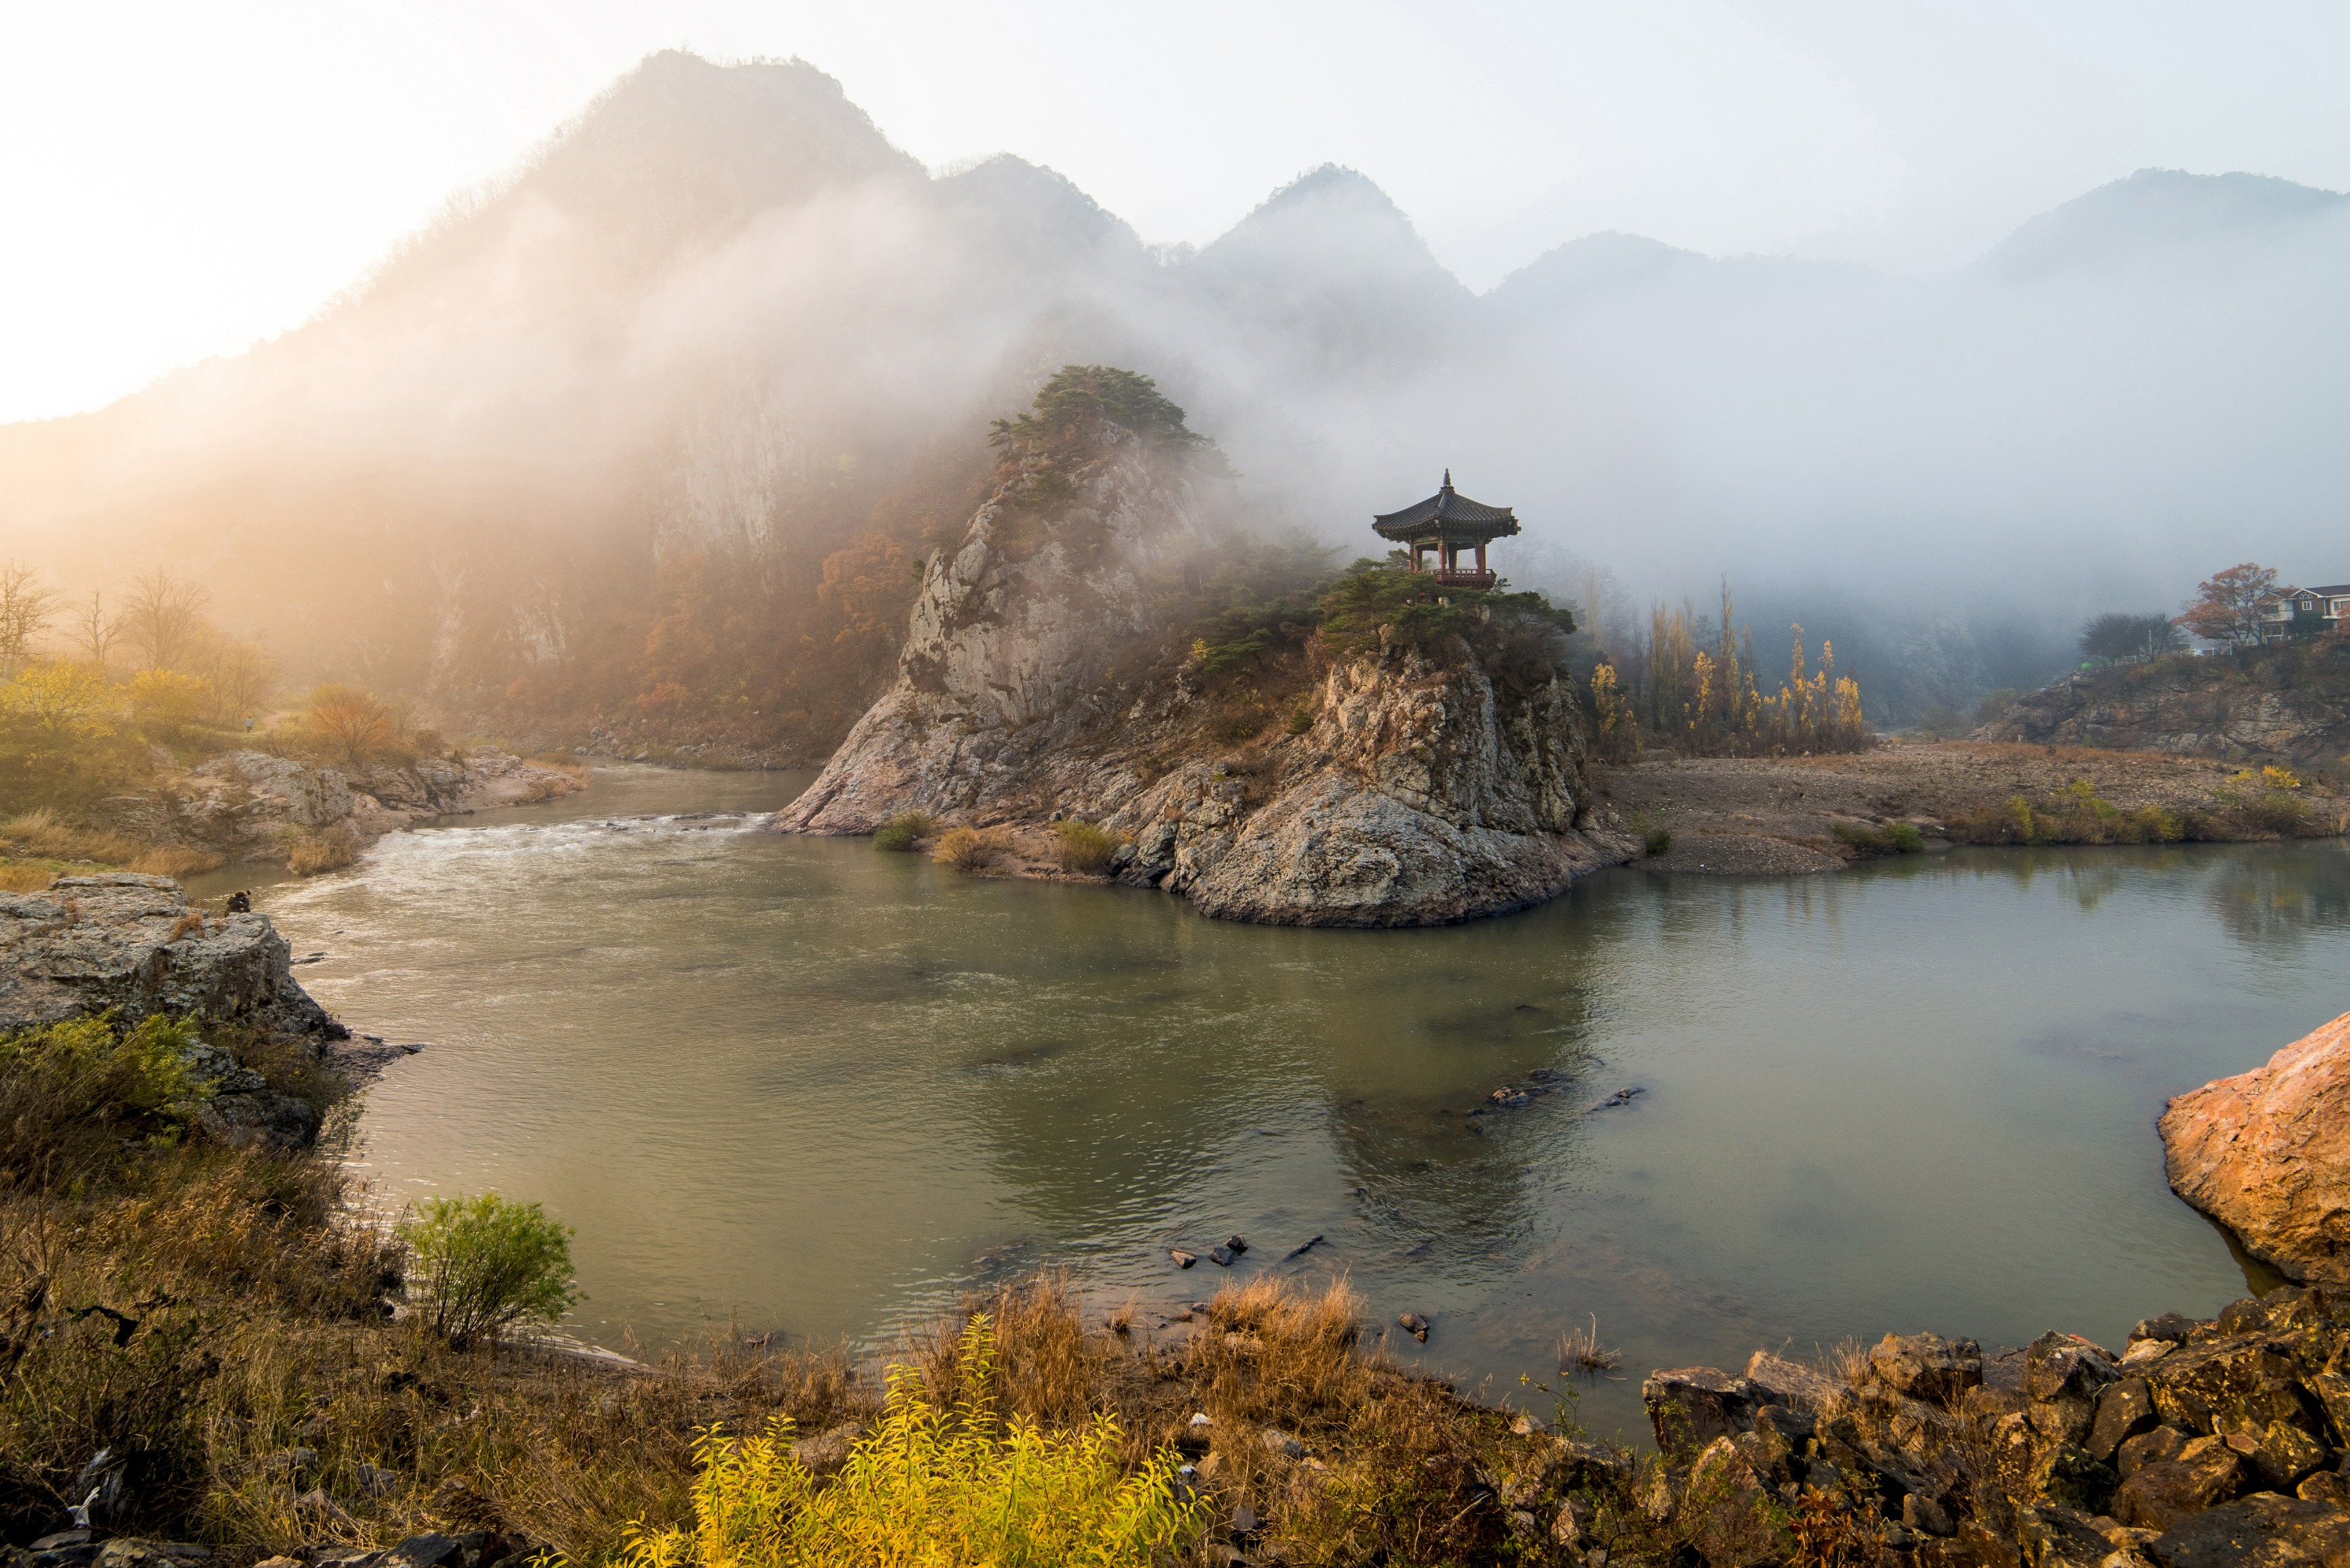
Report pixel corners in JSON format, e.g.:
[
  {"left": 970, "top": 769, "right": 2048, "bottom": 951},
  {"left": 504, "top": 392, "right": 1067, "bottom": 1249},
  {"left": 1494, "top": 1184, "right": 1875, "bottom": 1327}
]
[
  {"left": 988, "top": 365, "right": 1216, "bottom": 464},
  {"left": 2178, "top": 563, "right": 2278, "bottom": 649}
]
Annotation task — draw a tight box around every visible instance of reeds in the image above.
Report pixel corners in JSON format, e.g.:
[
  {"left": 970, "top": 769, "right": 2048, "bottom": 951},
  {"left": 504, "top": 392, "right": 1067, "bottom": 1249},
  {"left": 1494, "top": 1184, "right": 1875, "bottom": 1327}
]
[{"left": 1556, "top": 1313, "right": 1622, "bottom": 1376}]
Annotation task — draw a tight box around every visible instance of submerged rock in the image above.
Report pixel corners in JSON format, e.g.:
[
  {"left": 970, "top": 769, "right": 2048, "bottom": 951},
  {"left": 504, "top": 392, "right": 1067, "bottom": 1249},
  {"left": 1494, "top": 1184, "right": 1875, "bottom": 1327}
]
[{"left": 2159, "top": 1008, "right": 2350, "bottom": 1284}]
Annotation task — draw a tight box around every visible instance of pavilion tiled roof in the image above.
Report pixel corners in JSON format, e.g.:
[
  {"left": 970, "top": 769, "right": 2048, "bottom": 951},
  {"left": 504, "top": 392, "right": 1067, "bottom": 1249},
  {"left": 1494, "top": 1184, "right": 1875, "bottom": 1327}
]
[{"left": 1372, "top": 471, "right": 1521, "bottom": 543}]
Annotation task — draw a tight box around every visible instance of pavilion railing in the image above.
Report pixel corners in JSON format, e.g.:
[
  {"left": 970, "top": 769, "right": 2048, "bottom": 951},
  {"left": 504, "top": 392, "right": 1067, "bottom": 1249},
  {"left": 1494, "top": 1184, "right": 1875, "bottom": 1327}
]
[{"left": 1430, "top": 568, "right": 1497, "bottom": 591}]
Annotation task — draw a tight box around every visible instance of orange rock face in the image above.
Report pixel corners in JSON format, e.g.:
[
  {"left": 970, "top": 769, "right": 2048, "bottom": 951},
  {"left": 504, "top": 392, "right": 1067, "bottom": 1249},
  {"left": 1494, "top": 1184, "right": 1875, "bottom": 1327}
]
[{"left": 2161, "top": 1010, "right": 2350, "bottom": 1284}]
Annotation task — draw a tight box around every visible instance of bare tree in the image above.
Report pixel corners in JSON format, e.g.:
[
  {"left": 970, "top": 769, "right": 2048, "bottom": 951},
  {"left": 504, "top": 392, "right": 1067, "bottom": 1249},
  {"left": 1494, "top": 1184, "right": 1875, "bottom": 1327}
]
[
  {"left": 0, "top": 561, "right": 60, "bottom": 677},
  {"left": 201, "top": 636, "right": 279, "bottom": 725},
  {"left": 118, "top": 568, "right": 211, "bottom": 671},
  {"left": 70, "top": 590, "right": 118, "bottom": 669}
]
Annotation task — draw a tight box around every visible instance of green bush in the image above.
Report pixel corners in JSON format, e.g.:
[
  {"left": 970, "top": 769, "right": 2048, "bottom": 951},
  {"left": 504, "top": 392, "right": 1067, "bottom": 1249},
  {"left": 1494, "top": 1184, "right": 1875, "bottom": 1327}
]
[
  {"left": 1053, "top": 818, "right": 1119, "bottom": 876},
  {"left": 872, "top": 810, "right": 938, "bottom": 852},
  {"left": 1642, "top": 826, "right": 1672, "bottom": 858},
  {"left": 1832, "top": 821, "right": 1927, "bottom": 857},
  {"left": 620, "top": 1313, "right": 1198, "bottom": 1568},
  {"left": 399, "top": 1192, "right": 578, "bottom": 1349},
  {"left": 1285, "top": 703, "right": 1316, "bottom": 735}
]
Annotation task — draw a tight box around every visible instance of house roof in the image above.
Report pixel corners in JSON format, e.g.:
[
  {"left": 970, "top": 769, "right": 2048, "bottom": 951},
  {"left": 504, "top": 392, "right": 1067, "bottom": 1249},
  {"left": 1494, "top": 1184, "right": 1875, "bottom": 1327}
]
[{"left": 1372, "top": 471, "right": 1522, "bottom": 543}]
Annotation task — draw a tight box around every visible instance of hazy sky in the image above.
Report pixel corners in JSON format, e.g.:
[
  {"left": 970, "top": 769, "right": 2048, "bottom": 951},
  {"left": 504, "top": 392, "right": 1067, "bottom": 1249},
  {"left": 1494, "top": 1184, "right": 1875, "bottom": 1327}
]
[{"left": 3, "top": 2, "right": 2346, "bottom": 425}]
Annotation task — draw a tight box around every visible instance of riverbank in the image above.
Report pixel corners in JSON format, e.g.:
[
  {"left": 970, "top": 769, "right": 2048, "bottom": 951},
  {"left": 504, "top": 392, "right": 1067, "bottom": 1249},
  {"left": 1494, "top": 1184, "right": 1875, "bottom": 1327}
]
[
  {"left": 1594, "top": 739, "right": 2350, "bottom": 876},
  {"left": 0, "top": 747, "right": 584, "bottom": 892}
]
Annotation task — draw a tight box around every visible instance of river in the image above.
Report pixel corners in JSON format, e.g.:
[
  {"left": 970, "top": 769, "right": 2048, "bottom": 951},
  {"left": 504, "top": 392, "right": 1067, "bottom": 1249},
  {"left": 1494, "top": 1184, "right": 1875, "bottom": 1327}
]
[{"left": 199, "top": 765, "right": 2350, "bottom": 1441}]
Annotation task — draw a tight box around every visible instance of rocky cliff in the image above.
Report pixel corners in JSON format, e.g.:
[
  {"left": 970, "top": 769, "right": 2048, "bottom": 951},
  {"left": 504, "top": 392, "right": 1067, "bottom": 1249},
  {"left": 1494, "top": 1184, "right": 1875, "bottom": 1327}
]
[
  {"left": 1974, "top": 648, "right": 2350, "bottom": 768},
  {"left": 776, "top": 402, "right": 1611, "bottom": 926},
  {"left": 2160, "top": 1008, "right": 2350, "bottom": 1285}
]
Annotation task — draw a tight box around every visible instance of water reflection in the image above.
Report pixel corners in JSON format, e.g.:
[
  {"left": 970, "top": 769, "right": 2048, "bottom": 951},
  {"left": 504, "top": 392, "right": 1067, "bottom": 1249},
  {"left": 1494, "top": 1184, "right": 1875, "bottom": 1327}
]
[
  {"left": 2200, "top": 843, "right": 2350, "bottom": 950},
  {"left": 247, "top": 773, "right": 2350, "bottom": 1442}
]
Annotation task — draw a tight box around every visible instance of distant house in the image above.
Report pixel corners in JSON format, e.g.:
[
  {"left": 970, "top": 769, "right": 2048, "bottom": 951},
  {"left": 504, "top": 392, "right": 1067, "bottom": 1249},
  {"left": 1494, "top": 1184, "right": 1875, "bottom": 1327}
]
[{"left": 2256, "top": 583, "right": 2350, "bottom": 637}]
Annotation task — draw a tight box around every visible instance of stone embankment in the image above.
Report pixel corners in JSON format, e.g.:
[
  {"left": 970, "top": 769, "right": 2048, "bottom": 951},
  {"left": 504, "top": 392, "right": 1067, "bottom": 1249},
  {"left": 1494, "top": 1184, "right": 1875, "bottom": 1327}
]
[
  {"left": 775, "top": 428, "right": 1614, "bottom": 926},
  {"left": 2161, "top": 1008, "right": 2350, "bottom": 1288},
  {"left": 1639, "top": 1288, "right": 2350, "bottom": 1566},
  {"left": 0, "top": 872, "right": 366, "bottom": 1148},
  {"left": 101, "top": 748, "right": 582, "bottom": 866}
]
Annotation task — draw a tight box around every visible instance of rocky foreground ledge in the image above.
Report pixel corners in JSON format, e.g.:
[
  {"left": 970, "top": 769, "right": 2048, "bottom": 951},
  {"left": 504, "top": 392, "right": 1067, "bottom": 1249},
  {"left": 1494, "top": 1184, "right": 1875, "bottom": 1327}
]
[
  {"left": 1637, "top": 1288, "right": 2350, "bottom": 1566},
  {"left": 0, "top": 873, "right": 370, "bottom": 1147}
]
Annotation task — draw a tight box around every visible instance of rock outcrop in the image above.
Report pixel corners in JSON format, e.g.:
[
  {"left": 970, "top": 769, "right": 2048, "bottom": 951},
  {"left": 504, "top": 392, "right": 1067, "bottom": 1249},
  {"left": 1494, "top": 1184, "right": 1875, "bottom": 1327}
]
[
  {"left": 0, "top": 873, "right": 342, "bottom": 1042},
  {"left": 100, "top": 747, "right": 582, "bottom": 863},
  {"left": 2160, "top": 1009, "right": 2350, "bottom": 1284},
  {"left": 776, "top": 421, "right": 1213, "bottom": 833},
  {"left": 0, "top": 873, "right": 349, "bottom": 1148},
  {"left": 1973, "top": 649, "right": 2350, "bottom": 766},
  {"left": 1097, "top": 644, "right": 1607, "bottom": 926},
  {"left": 1631, "top": 1288, "right": 2350, "bottom": 1566},
  {"left": 776, "top": 425, "right": 1612, "bottom": 926}
]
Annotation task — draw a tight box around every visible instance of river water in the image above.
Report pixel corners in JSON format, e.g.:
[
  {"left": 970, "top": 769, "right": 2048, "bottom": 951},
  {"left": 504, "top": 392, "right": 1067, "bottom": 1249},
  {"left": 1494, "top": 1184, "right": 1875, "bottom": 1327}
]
[{"left": 207, "top": 766, "right": 2350, "bottom": 1441}]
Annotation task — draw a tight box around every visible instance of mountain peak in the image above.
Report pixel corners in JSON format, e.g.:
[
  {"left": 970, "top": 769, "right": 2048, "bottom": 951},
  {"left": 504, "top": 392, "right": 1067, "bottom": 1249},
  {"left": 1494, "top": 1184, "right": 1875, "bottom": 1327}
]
[
  {"left": 1979, "top": 168, "right": 2349, "bottom": 282},
  {"left": 1200, "top": 164, "right": 1455, "bottom": 288}
]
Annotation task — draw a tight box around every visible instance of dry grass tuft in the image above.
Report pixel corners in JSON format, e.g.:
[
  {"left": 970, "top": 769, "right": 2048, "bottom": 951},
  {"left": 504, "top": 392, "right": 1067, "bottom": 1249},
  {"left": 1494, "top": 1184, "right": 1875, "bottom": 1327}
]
[
  {"left": 132, "top": 844, "right": 230, "bottom": 877},
  {"left": 932, "top": 826, "right": 1003, "bottom": 872},
  {"left": 1, "top": 807, "right": 146, "bottom": 865},
  {"left": 1557, "top": 1313, "right": 1623, "bottom": 1376},
  {"left": 1052, "top": 817, "right": 1120, "bottom": 876},
  {"left": 287, "top": 828, "right": 360, "bottom": 876},
  {"left": 901, "top": 1270, "right": 1566, "bottom": 1566},
  {"left": 1828, "top": 1335, "right": 1874, "bottom": 1389},
  {"left": 0, "top": 862, "right": 55, "bottom": 892}
]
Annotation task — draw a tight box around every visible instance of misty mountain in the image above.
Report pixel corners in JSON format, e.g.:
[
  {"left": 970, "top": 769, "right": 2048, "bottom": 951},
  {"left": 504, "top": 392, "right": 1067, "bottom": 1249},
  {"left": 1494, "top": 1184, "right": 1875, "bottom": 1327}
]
[
  {"left": 2, "top": 49, "right": 2345, "bottom": 739},
  {"left": 1977, "top": 167, "right": 2350, "bottom": 282}
]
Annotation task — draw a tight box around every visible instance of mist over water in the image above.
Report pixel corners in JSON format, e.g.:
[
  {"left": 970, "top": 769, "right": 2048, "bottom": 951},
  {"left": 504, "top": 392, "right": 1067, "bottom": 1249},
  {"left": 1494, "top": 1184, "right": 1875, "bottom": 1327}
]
[{"left": 228, "top": 768, "right": 2350, "bottom": 1441}]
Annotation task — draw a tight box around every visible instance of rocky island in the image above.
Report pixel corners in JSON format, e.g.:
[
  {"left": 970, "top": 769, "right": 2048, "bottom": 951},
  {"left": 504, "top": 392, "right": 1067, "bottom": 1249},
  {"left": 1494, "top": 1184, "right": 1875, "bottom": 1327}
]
[{"left": 776, "top": 370, "right": 1617, "bottom": 926}]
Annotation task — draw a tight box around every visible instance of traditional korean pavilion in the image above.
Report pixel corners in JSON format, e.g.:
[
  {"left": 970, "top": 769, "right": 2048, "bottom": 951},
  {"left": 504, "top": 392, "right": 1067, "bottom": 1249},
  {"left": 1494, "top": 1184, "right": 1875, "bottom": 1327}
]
[{"left": 1372, "top": 471, "right": 1520, "bottom": 591}]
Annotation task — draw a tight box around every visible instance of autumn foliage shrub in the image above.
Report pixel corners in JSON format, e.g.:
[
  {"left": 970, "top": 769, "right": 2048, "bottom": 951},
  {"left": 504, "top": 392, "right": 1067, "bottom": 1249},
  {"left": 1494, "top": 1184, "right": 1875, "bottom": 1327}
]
[
  {"left": 620, "top": 1314, "right": 1198, "bottom": 1568},
  {"left": 933, "top": 827, "right": 1002, "bottom": 872}
]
